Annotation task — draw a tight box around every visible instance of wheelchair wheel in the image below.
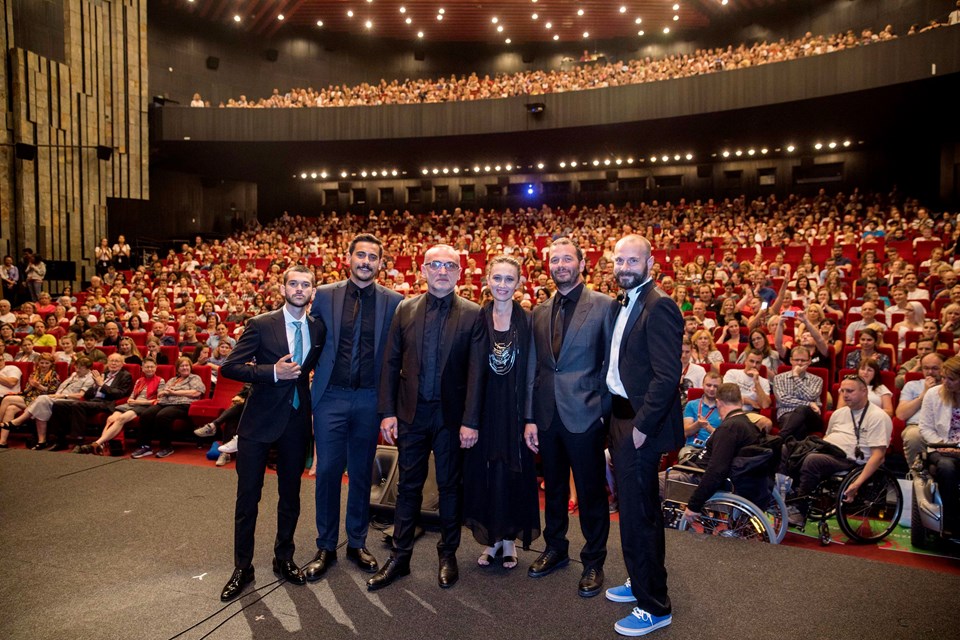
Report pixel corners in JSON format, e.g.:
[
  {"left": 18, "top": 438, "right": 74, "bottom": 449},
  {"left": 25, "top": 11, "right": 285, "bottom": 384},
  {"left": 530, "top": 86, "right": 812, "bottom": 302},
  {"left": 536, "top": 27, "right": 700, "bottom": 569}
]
[
  {"left": 764, "top": 488, "right": 788, "bottom": 544},
  {"left": 678, "top": 492, "right": 775, "bottom": 543},
  {"left": 836, "top": 467, "right": 903, "bottom": 543}
]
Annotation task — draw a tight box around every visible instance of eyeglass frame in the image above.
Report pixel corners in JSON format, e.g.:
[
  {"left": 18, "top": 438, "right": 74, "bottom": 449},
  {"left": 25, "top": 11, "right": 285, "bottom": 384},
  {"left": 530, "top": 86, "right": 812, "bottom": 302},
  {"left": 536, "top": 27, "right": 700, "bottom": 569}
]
[{"left": 424, "top": 260, "right": 461, "bottom": 272}]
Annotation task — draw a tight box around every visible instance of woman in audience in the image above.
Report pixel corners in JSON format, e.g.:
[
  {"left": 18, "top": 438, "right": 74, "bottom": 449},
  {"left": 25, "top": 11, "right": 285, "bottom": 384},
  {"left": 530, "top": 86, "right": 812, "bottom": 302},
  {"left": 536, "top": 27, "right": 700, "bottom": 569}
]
[
  {"left": 940, "top": 303, "right": 960, "bottom": 342},
  {"left": 125, "top": 314, "right": 147, "bottom": 335},
  {"left": 0, "top": 356, "right": 94, "bottom": 449},
  {"left": 909, "top": 319, "right": 951, "bottom": 352},
  {"left": 672, "top": 285, "right": 693, "bottom": 312},
  {"left": 741, "top": 328, "right": 781, "bottom": 378},
  {"left": 791, "top": 275, "right": 816, "bottom": 307},
  {"left": 893, "top": 301, "right": 927, "bottom": 358},
  {"left": 13, "top": 335, "right": 39, "bottom": 363},
  {"left": 117, "top": 336, "right": 143, "bottom": 365},
  {"left": 0, "top": 353, "right": 60, "bottom": 447},
  {"left": 143, "top": 338, "right": 169, "bottom": 365},
  {"left": 43, "top": 314, "right": 65, "bottom": 340},
  {"left": 844, "top": 327, "right": 891, "bottom": 371},
  {"left": 75, "top": 358, "right": 165, "bottom": 455},
  {"left": 54, "top": 334, "right": 80, "bottom": 365},
  {"left": 0, "top": 323, "right": 20, "bottom": 347},
  {"left": 717, "top": 317, "right": 747, "bottom": 362},
  {"left": 690, "top": 329, "right": 724, "bottom": 373},
  {"left": 130, "top": 356, "right": 205, "bottom": 459},
  {"left": 837, "top": 358, "right": 894, "bottom": 417}
]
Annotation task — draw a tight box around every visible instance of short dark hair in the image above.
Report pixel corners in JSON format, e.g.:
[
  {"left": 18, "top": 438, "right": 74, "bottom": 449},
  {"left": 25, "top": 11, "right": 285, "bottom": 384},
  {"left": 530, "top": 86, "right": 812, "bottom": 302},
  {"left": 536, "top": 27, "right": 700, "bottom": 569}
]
[
  {"left": 348, "top": 233, "right": 383, "bottom": 257},
  {"left": 282, "top": 264, "right": 315, "bottom": 285},
  {"left": 717, "top": 383, "right": 742, "bottom": 405},
  {"left": 550, "top": 237, "right": 584, "bottom": 263}
]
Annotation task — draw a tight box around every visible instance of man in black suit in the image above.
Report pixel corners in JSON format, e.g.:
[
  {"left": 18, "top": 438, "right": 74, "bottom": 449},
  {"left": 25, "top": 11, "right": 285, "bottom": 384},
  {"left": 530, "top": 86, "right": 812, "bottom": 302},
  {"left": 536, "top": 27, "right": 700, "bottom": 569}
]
[
  {"left": 304, "top": 234, "right": 402, "bottom": 580},
  {"left": 218, "top": 265, "right": 325, "bottom": 602},
  {"left": 524, "top": 237, "right": 617, "bottom": 598},
  {"left": 367, "top": 244, "right": 486, "bottom": 591},
  {"left": 48, "top": 352, "right": 133, "bottom": 450},
  {"left": 603, "top": 235, "right": 683, "bottom": 637}
]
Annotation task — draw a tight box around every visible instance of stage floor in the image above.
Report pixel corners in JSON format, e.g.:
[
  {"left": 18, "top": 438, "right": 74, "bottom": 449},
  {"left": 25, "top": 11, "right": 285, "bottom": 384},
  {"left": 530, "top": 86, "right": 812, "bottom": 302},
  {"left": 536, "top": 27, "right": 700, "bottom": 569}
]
[{"left": 2, "top": 449, "right": 958, "bottom": 640}]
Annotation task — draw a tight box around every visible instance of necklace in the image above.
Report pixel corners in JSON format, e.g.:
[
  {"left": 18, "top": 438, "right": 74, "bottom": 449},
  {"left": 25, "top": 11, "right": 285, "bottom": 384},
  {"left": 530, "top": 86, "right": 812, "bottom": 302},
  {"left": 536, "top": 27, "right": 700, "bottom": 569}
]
[{"left": 489, "top": 327, "right": 517, "bottom": 375}]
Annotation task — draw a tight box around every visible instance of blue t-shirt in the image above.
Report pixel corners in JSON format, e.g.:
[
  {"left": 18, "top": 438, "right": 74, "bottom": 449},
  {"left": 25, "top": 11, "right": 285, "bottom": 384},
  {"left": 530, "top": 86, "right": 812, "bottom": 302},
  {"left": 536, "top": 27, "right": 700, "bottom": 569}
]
[{"left": 683, "top": 397, "right": 723, "bottom": 447}]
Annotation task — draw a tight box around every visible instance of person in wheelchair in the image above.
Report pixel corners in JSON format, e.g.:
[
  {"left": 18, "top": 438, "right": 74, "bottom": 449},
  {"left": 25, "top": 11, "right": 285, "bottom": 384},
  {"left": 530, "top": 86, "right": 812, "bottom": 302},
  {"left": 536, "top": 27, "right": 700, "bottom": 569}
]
[
  {"left": 787, "top": 374, "right": 892, "bottom": 527},
  {"left": 917, "top": 355, "right": 960, "bottom": 534},
  {"left": 659, "top": 383, "right": 773, "bottom": 523}
]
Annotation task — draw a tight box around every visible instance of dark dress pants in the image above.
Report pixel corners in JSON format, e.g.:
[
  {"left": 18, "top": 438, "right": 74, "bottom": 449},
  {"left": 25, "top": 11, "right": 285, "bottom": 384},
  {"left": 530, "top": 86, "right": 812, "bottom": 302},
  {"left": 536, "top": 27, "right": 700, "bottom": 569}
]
[
  {"left": 929, "top": 452, "right": 960, "bottom": 529},
  {"left": 778, "top": 405, "right": 822, "bottom": 441},
  {"left": 538, "top": 414, "right": 609, "bottom": 570},
  {"left": 51, "top": 400, "right": 112, "bottom": 441},
  {"left": 392, "top": 400, "right": 462, "bottom": 561},
  {"left": 233, "top": 403, "right": 311, "bottom": 569},
  {"left": 313, "top": 386, "right": 379, "bottom": 550},
  {"left": 610, "top": 414, "right": 671, "bottom": 617}
]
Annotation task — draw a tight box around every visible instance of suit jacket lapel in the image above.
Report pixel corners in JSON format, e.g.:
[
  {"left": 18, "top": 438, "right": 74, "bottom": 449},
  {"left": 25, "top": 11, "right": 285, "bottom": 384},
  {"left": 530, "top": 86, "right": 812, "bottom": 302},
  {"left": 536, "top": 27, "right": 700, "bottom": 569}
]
[
  {"left": 272, "top": 310, "right": 289, "bottom": 354},
  {"left": 620, "top": 286, "right": 652, "bottom": 359},
  {"left": 374, "top": 284, "right": 386, "bottom": 358},
  {"left": 439, "top": 296, "right": 461, "bottom": 371},
  {"left": 413, "top": 295, "right": 427, "bottom": 369},
  {"left": 560, "top": 294, "right": 592, "bottom": 360},
  {"left": 331, "top": 281, "right": 348, "bottom": 346}
]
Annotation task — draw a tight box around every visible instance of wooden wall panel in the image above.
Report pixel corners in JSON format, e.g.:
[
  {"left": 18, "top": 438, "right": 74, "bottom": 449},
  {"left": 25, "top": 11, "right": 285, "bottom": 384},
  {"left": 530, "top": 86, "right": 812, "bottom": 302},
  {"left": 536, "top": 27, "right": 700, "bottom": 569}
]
[{"left": 0, "top": 0, "right": 148, "bottom": 288}]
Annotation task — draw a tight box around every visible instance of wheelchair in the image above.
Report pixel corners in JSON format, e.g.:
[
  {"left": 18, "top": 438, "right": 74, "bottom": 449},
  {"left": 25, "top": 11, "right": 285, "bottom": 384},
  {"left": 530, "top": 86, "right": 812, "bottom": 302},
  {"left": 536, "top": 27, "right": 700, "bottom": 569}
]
[
  {"left": 787, "top": 464, "right": 903, "bottom": 546},
  {"left": 910, "top": 442, "right": 960, "bottom": 550},
  {"left": 662, "top": 444, "right": 788, "bottom": 544}
]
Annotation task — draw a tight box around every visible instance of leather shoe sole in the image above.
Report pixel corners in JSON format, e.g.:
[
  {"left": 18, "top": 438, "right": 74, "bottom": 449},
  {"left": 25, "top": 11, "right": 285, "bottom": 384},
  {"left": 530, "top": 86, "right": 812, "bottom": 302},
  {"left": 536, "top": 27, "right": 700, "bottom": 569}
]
[
  {"left": 527, "top": 552, "right": 570, "bottom": 578},
  {"left": 366, "top": 559, "right": 410, "bottom": 591},
  {"left": 304, "top": 550, "right": 337, "bottom": 582},
  {"left": 578, "top": 569, "right": 604, "bottom": 598}
]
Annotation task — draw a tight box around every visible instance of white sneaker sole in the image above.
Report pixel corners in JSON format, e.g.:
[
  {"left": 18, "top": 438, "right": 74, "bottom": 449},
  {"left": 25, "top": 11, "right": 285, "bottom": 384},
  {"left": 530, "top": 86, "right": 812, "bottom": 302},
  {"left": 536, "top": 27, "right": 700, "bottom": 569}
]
[
  {"left": 605, "top": 589, "right": 637, "bottom": 603},
  {"left": 615, "top": 616, "right": 672, "bottom": 636}
]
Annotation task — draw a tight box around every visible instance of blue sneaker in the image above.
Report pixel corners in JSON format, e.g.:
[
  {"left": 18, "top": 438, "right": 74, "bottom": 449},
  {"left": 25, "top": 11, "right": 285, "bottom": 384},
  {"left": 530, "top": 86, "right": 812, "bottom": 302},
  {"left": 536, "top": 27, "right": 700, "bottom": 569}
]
[
  {"left": 605, "top": 578, "right": 637, "bottom": 603},
  {"left": 615, "top": 608, "right": 672, "bottom": 636}
]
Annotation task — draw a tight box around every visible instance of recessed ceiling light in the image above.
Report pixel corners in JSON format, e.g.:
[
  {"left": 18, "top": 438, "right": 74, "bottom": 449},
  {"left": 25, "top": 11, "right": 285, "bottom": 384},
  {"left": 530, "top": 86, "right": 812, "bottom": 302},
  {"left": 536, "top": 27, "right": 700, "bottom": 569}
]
[
  {"left": 491, "top": 17, "right": 498, "bottom": 24},
  {"left": 553, "top": 34, "right": 559, "bottom": 40},
  {"left": 405, "top": 17, "right": 412, "bottom": 24},
  {"left": 340, "top": 171, "right": 348, "bottom": 178},
  {"left": 577, "top": 9, "right": 585, "bottom": 16},
  {"left": 316, "top": 20, "right": 324, "bottom": 27},
  {"left": 437, "top": 15, "right": 443, "bottom": 21},
  {"left": 583, "top": 32, "right": 589, "bottom": 38},
  {"left": 361, "top": 170, "right": 368, "bottom": 177},
  {"left": 638, "top": 30, "right": 644, "bottom": 36},
  {"left": 532, "top": 13, "right": 538, "bottom": 20},
  {"left": 545, "top": 22, "right": 552, "bottom": 29},
  {"left": 559, "top": 161, "right": 567, "bottom": 168},
  {"left": 663, "top": 27, "right": 670, "bottom": 34},
  {"left": 233, "top": 14, "right": 241, "bottom": 22},
  {"left": 786, "top": 144, "right": 796, "bottom": 152},
  {"left": 673, "top": 3, "right": 680, "bottom": 11},
  {"left": 365, "top": 20, "right": 372, "bottom": 29},
  {"left": 347, "top": 10, "right": 354, "bottom": 18},
  {"left": 674, "top": 15, "right": 679, "bottom": 21},
  {"left": 400, "top": 7, "right": 406, "bottom": 14},
  {"left": 438, "top": 8, "right": 445, "bottom": 14},
  {"left": 497, "top": 25, "right": 503, "bottom": 32},
  {"left": 537, "top": 162, "right": 545, "bottom": 169},
  {"left": 620, "top": 6, "right": 627, "bottom": 14},
  {"left": 300, "top": 173, "right": 307, "bottom": 179},
  {"left": 277, "top": 14, "right": 284, "bottom": 21},
  {"left": 635, "top": 17, "right": 642, "bottom": 24},
  {"left": 417, "top": 31, "right": 424, "bottom": 38},
  {"left": 505, "top": 38, "right": 511, "bottom": 43}
]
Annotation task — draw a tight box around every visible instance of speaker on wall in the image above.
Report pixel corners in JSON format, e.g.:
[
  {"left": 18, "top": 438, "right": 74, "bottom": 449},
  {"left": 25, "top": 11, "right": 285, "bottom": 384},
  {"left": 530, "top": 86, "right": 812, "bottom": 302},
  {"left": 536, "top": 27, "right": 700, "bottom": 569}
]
[
  {"left": 206, "top": 56, "right": 220, "bottom": 70},
  {"left": 15, "top": 142, "right": 37, "bottom": 160},
  {"left": 264, "top": 48, "right": 278, "bottom": 62},
  {"left": 96, "top": 145, "right": 113, "bottom": 161}
]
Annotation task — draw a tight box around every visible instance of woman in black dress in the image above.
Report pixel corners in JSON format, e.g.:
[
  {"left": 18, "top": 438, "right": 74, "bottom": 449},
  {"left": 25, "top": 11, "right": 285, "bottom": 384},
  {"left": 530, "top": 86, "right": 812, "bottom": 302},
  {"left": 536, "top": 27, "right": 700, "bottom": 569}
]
[{"left": 463, "top": 256, "right": 541, "bottom": 569}]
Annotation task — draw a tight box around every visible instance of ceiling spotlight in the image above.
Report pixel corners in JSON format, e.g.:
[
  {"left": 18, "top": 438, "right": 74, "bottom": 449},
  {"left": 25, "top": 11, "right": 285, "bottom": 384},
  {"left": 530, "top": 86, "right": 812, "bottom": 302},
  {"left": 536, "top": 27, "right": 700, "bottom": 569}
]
[
  {"left": 760, "top": 148, "right": 768, "bottom": 154},
  {"left": 491, "top": 17, "right": 498, "bottom": 24},
  {"left": 570, "top": 161, "right": 578, "bottom": 167},
  {"left": 417, "top": 31, "right": 424, "bottom": 38},
  {"left": 673, "top": 154, "right": 680, "bottom": 161},
  {"left": 436, "top": 14, "right": 443, "bottom": 20},
  {"left": 532, "top": 13, "right": 538, "bottom": 19},
  {"left": 673, "top": 14, "right": 679, "bottom": 21},
  {"left": 233, "top": 14, "right": 241, "bottom": 22},
  {"left": 828, "top": 141, "right": 837, "bottom": 149},
  {"left": 747, "top": 149, "right": 755, "bottom": 156},
  {"left": 722, "top": 150, "right": 730, "bottom": 158},
  {"left": 650, "top": 156, "right": 657, "bottom": 163},
  {"left": 627, "top": 157, "right": 634, "bottom": 163},
  {"left": 405, "top": 17, "right": 412, "bottom": 24},
  {"left": 495, "top": 165, "right": 502, "bottom": 171},
  {"left": 421, "top": 168, "right": 429, "bottom": 175},
  {"left": 537, "top": 162, "right": 545, "bottom": 169},
  {"left": 347, "top": 10, "right": 354, "bottom": 18},
  {"left": 277, "top": 14, "right": 284, "bottom": 21},
  {"left": 400, "top": 6, "right": 406, "bottom": 13},
  {"left": 673, "top": 3, "right": 680, "bottom": 10},
  {"left": 484, "top": 165, "right": 491, "bottom": 171},
  {"left": 340, "top": 171, "right": 348, "bottom": 178},
  {"left": 635, "top": 18, "right": 642, "bottom": 24},
  {"left": 577, "top": 9, "right": 585, "bottom": 16},
  {"left": 505, "top": 38, "right": 511, "bottom": 43},
  {"left": 843, "top": 140, "right": 852, "bottom": 147},
  {"left": 365, "top": 20, "right": 373, "bottom": 28},
  {"left": 372, "top": 171, "right": 379, "bottom": 177},
  {"left": 360, "top": 170, "right": 368, "bottom": 177},
  {"left": 603, "top": 159, "right": 611, "bottom": 165},
  {"left": 685, "top": 153, "right": 693, "bottom": 160},
  {"left": 814, "top": 142, "right": 823, "bottom": 150},
  {"left": 553, "top": 34, "right": 559, "bottom": 40},
  {"left": 316, "top": 20, "right": 324, "bottom": 27},
  {"left": 545, "top": 22, "right": 552, "bottom": 29},
  {"left": 438, "top": 8, "right": 445, "bottom": 14},
  {"left": 559, "top": 161, "right": 567, "bottom": 168},
  {"left": 615, "top": 158, "right": 622, "bottom": 165},
  {"left": 320, "top": 171, "right": 328, "bottom": 179},
  {"left": 452, "top": 168, "right": 460, "bottom": 174},
  {"left": 592, "top": 159, "right": 600, "bottom": 166},
  {"left": 661, "top": 155, "right": 669, "bottom": 162},
  {"left": 583, "top": 31, "right": 589, "bottom": 38},
  {"left": 497, "top": 25, "right": 503, "bottom": 32},
  {"left": 300, "top": 172, "right": 307, "bottom": 179},
  {"left": 663, "top": 27, "right": 670, "bottom": 34},
  {"left": 442, "top": 168, "right": 449, "bottom": 174},
  {"left": 734, "top": 150, "right": 742, "bottom": 157},
  {"left": 505, "top": 164, "right": 513, "bottom": 171},
  {"left": 473, "top": 165, "right": 481, "bottom": 172},
  {"left": 786, "top": 145, "right": 796, "bottom": 152},
  {"left": 722, "top": 0, "right": 728, "bottom": 5},
  {"left": 310, "top": 172, "right": 317, "bottom": 179},
  {"left": 620, "top": 6, "right": 627, "bottom": 13},
  {"left": 391, "top": 169, "right": 398, "bottom": 176}
]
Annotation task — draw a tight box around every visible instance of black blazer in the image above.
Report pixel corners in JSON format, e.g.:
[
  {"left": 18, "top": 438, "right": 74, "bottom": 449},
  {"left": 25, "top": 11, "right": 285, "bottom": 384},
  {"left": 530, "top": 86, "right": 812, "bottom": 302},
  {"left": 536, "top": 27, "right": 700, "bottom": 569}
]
[
  {"left": 221, "top": 309, "right": 326, "bottom": 443},
  {"left": 378, "top": 294, "right": 486, "bottom": 429},
  {"left": 611, "top": 285, "right": 685, "bottom": 454},
  {"left": 82, "top": 369, "right": 134, "bottom": 403}
]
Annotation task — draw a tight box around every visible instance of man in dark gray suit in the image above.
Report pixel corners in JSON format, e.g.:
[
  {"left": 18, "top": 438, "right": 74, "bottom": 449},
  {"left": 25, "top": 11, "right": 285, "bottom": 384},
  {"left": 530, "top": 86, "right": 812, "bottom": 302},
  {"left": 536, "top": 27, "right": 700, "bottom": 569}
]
[
  {"left": 304, "top": 234, "right": 402, "bottom": 580},
  {"left": 524, "top": 237, "right": 616, "bottom": 598},
  {"left": 367, "top": 244, "right": 486, "bottom": 591},
  {"left": 603, "top": 235, "right": 683, "bottom": 637}
]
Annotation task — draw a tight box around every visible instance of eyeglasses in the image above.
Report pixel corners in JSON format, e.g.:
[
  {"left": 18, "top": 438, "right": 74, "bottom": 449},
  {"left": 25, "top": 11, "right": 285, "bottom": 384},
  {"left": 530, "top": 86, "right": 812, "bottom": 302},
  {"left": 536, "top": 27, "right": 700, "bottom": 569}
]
[
  {"left": 842, "top": 374, "right": 866, "bottom": 386},
  {"left": 424, "top": 260, "right": 461, "bottom": 272}
]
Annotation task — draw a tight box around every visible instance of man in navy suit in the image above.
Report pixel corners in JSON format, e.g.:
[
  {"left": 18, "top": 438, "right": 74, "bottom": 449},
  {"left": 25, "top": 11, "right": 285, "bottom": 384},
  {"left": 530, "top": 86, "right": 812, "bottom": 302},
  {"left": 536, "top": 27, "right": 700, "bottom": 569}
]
[
  {"left": 218, "top": 265, "right": 326, "bottom": 602},
  {"left": 304, "top": 234, "right": 402, "bottom": 580},
  {"left": 367, "top": 244, "right": 486, "bottom": 591},
  {"left": 603, "top": 235, "right": 683, "bottom": 637}
]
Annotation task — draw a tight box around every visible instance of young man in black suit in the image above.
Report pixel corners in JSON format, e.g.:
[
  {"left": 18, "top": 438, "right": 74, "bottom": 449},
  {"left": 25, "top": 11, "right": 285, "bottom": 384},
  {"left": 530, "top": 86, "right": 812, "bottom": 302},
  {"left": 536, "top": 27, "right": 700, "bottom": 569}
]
[
  {"left": 218, "top": 265, "right": 325, "bottom": 602},
  {"left": 368, "top": 244, "right": 486, "bottom": 591},
  {"left": 604, "top": 235, "right": 683, "bottom": 637},
  {"left": 304, "top": 234, "right": 403, "bottom": 580}
]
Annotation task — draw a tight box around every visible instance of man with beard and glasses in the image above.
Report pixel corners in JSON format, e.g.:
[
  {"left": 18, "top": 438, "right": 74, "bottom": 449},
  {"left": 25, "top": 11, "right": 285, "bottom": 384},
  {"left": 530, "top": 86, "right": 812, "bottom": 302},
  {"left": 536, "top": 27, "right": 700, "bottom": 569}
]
[
  {"left": 218, "top": 265, "right": 326, "bottom": 602},
  {"left": 603, "top": 235, "right": 683, "bottom": 637},
  {"left": 304, "top": 234, "right": 402, "bottom": 581},
  {"left": 524, "top": 237, "right": 617, "bottom": 598}
]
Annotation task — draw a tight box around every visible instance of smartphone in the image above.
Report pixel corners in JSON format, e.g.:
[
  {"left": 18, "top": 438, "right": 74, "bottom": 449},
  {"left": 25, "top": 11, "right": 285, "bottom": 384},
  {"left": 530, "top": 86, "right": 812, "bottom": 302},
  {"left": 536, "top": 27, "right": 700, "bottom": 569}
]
[
  {"left": 783, "top": 310, "right": 796, "bottom": 318},
  {"left": 760, "top": 301, "right": 769, "bottom": 311}
]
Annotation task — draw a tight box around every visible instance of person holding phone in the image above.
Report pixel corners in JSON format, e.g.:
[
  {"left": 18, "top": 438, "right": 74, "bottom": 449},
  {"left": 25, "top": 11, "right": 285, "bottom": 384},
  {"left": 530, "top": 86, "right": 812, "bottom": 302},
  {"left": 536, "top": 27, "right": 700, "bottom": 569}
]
[{"left": 679, "top": 371, "right": 723, "bottom": 461}]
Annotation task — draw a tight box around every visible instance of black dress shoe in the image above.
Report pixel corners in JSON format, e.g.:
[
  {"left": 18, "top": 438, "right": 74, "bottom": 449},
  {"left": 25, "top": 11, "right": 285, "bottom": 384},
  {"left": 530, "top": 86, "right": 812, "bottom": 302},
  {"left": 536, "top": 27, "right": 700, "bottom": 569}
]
[
  {"left": 578, "top": 567, "right": 604, "bottom": 598},
  {"left": 220, "top": 567, "right": 255, "bottom": 602},
  {"left": 272, "top": 558, "right": 306, "bottom": 585},
  {"left": 438, "top": 555, "right": 459, "bottom": 589},
  {"left": 366, "top": 556, "right": 410, "bottom": 591},
  {"left": 527, "top": 549, "right": 570, "bottom": 578},
  {"left": 346, "top": 546, "right": 379, "bottom": 573},
  {"left": 47, "top": 441, "right": 68, "bottom": 452},
  {"left": 304, "top": 549, "right": 337, "bottom": 582}
]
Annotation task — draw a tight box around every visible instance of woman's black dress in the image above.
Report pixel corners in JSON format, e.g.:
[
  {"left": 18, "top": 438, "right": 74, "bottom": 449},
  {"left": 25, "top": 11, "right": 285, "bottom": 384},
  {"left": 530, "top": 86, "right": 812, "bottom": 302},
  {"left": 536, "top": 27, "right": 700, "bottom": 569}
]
[{"left": 463, "top": 302, "right": 542, "bottom": 548}]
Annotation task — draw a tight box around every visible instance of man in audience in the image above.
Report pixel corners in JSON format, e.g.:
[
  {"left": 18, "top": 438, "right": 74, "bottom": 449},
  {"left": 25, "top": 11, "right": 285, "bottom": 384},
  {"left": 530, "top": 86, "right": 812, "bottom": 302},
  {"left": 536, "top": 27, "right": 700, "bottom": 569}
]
[
  {"left": 902, "top": 272, "right": 930, "bottom": 301},
  {"left": 722, "top": 349, "right": 770, "bottom": 412},
  {"left": 773, "top": 346, "right": 823, "bottom": 440},
  {"left": 151, "top": 319, "right": 178, "bottom": 346},
  {"left": 895, "top": 353, "right": 945, "bottom": 470},
  {"left": 681, "top": 371, "right": 722, "bottom": 458},
  {"left": 896, "top": 338, "right": 937, "bottom": 388},
  {"left": 844, "top": 301, "right": 887, "bottom": 344},
  {"left": 680, "top": 338, "right": 706, "bottom": 399},
  {"left": 691, "top": 301, "right": 716, "bottom": 330},
  {"left": 885, "top": 285, "right": 914, "bottom": 326},
  {"left": 49, "top": 353, "right": 133, "bottom": 451}
]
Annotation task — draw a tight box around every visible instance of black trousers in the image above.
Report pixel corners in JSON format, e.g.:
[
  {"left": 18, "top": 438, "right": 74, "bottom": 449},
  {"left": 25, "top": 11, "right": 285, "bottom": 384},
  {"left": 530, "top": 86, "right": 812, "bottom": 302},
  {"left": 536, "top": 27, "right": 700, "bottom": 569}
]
[
  {"left": 538, "top": 414, "right": 609, "bottom": 570},
  {"left": 50, "top": 400, "right": 113, "bottom": 441},
  {"left": 777, "top": 406, "right": 823, "bottom": 441},
  {"left": 136, "top": 404, "right": 190, "bottom": 449},
  {"left": 610, "top": 413, "right": 671, "bottom": 617},
  {"left": 392, "top": 400, "right": 462, "bottom": 561},
  {"left": 233, "top": 403, "right": 311, "bottom": 569}
]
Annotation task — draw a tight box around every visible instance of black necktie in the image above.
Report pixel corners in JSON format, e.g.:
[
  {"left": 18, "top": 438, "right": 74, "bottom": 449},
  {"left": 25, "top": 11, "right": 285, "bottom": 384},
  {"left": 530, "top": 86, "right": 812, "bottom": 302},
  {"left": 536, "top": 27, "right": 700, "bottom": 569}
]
[
  {"left": 350, "top": 290, "right": 362, "bottom": 388},
  {"left": 552, "top": 296, "right": 567, "bottom": 359}
]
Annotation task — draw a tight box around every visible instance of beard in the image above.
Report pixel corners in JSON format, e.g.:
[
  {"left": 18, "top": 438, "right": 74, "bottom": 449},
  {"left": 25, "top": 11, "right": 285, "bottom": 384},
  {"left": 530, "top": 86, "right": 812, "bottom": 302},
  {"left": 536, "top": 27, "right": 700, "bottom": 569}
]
[
  {"left": 352, "top": 263, "right": 376, "bottom": 282},
  {"left": 615, "top": 265, "right": 648, "bottom": 290},
  {"left": 284, "top": 292, "right": 309, "bottom": 308}
]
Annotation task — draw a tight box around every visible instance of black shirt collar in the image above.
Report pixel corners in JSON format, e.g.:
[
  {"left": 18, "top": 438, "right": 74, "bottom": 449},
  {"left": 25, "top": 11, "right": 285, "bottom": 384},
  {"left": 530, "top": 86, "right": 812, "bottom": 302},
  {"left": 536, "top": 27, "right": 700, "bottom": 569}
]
[
  {"left": 557, "top": 282, "right": 585, "bottom": 306},
  {"left": 346, "top": 280, "right": 375, "bottom": 300}
]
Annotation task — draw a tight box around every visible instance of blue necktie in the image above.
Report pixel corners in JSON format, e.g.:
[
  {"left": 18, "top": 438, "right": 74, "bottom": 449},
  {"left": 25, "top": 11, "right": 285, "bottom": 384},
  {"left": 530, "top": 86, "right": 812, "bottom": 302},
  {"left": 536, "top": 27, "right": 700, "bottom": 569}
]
[{"left": 292, "top": 321, "right": 303, "bottom": 409}]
